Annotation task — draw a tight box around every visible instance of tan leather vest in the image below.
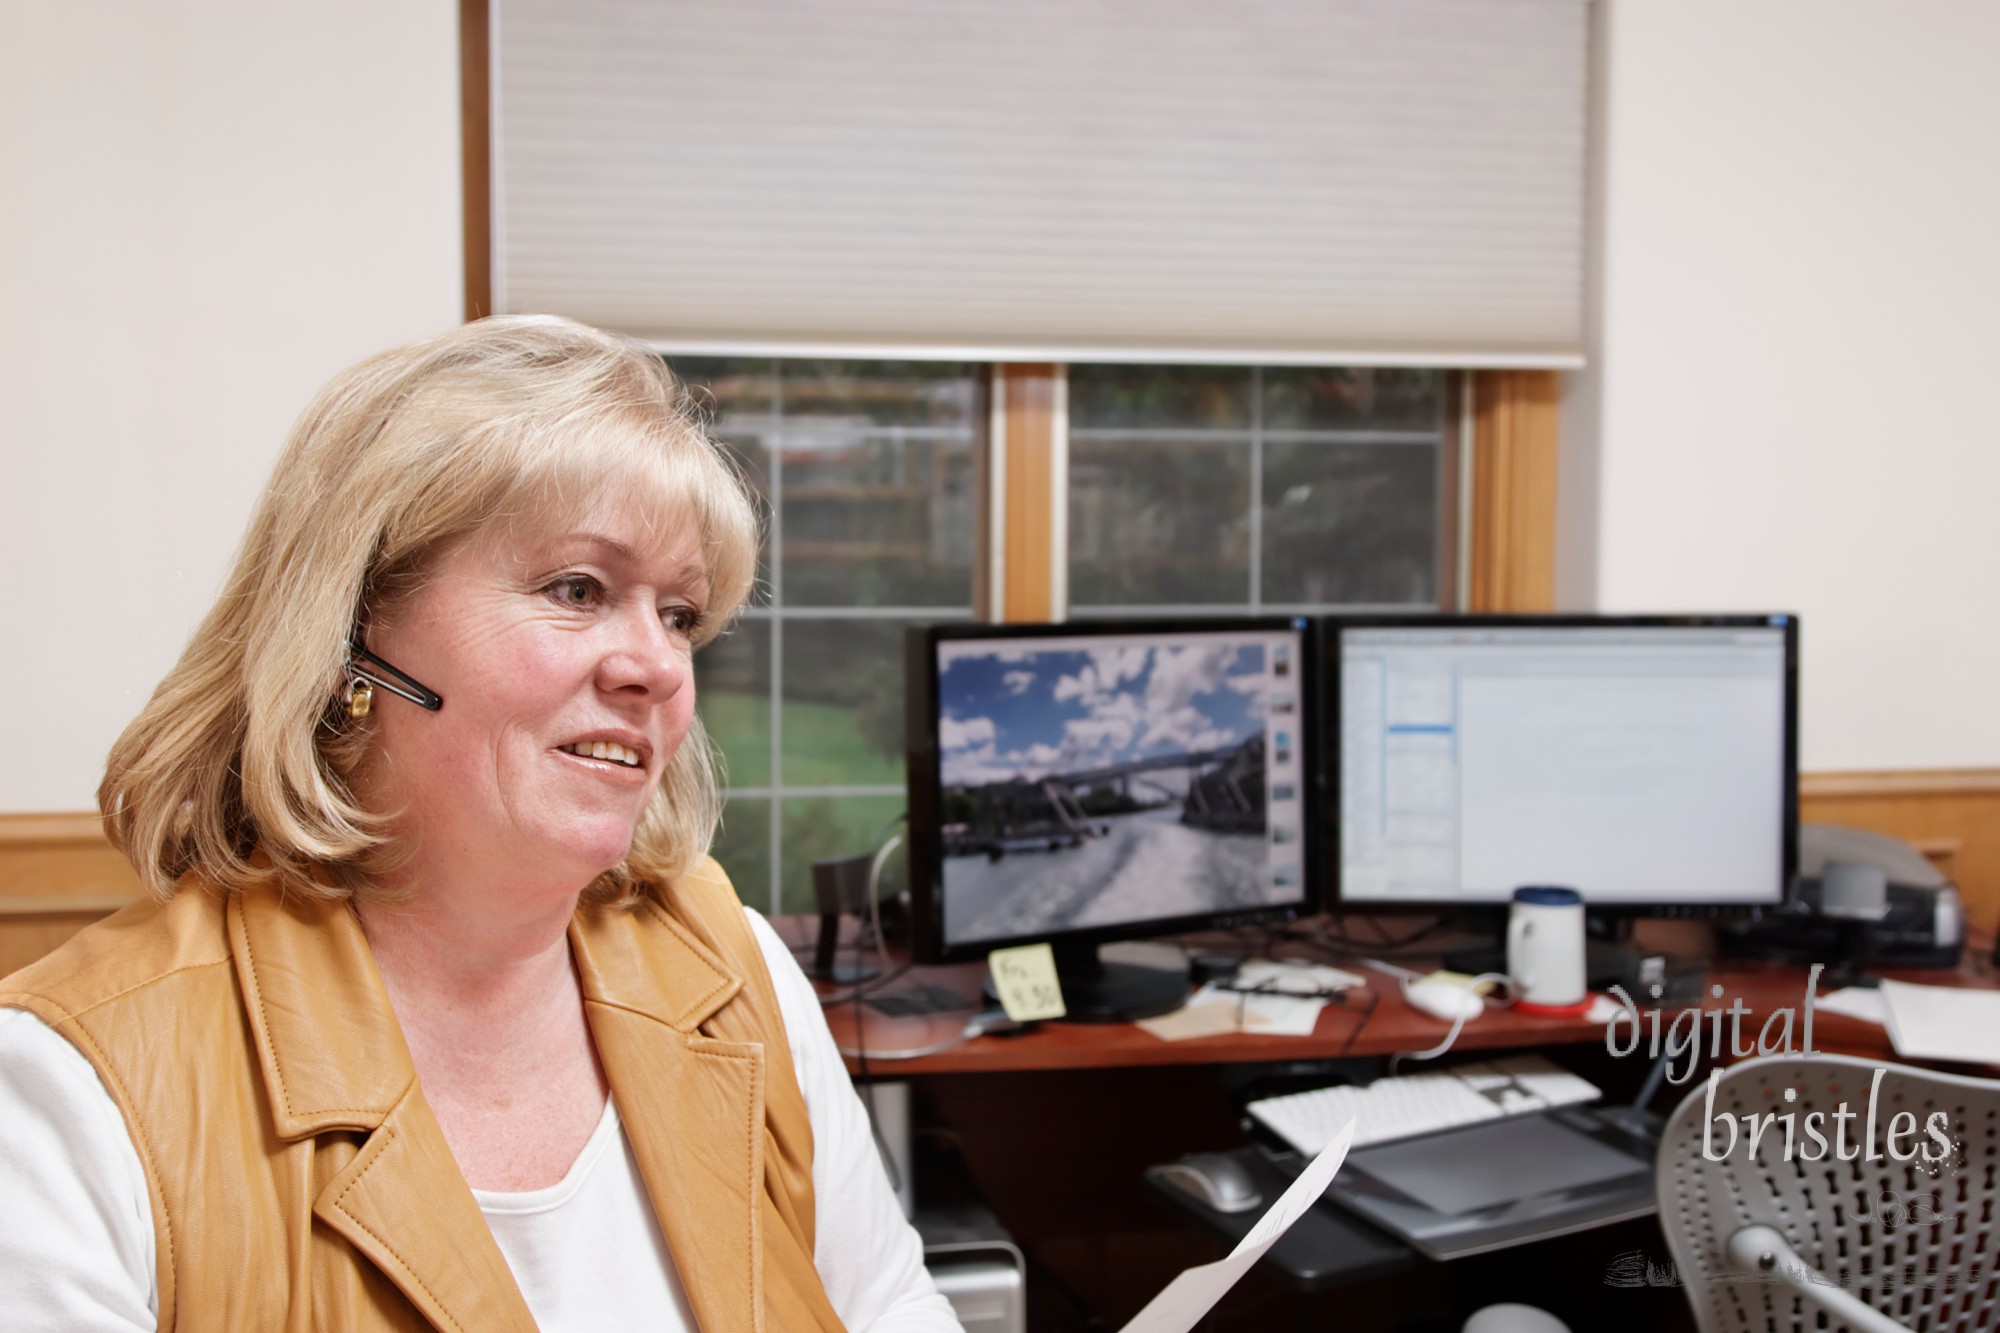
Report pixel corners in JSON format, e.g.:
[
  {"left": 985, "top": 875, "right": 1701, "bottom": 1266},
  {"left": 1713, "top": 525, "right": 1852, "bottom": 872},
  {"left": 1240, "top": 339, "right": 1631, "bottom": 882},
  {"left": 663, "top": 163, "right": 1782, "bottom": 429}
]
[{"left": 1, "top": 859, "right": 847, "bottom": 1333}]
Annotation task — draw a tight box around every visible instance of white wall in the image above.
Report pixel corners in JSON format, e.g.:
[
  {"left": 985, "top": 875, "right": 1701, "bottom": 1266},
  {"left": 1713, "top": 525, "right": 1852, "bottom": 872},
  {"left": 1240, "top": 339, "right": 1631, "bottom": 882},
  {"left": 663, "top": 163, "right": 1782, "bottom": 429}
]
[
  {"left": 1561, "top": 0, "right": 2000, "bottom": 772},
  {"left": 9, "top": 2, "right": 1992, "bottom": 813},
  {"left": 0, "top": 2, "right": 462, "bottom": 811}
]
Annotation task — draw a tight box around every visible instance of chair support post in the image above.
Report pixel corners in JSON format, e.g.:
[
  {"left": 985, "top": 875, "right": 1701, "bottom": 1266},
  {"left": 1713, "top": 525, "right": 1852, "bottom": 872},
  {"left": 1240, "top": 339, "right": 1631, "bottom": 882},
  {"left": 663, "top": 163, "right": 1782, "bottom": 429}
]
[{"left": 1725, "top": 1225, "right": 1909, "bottom": 1333}]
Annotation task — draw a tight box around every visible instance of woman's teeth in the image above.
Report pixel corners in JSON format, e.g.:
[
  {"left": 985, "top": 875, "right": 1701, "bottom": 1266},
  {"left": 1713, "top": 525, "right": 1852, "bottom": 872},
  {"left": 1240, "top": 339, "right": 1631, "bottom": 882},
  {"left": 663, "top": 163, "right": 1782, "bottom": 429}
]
[{"left": 563, "top": 741, "right": 641, "bottom": 768}]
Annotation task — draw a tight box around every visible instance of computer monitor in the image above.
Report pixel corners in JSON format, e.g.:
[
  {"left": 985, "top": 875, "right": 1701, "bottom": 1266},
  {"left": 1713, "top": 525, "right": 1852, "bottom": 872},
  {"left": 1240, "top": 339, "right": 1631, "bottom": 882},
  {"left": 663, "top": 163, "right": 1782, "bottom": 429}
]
[
  {"left": 1328, "top": 614, "right": 1797, "bottom": 916},
  {"left": 905, "top": 617, "right": 1318, "bottom": 1019}
]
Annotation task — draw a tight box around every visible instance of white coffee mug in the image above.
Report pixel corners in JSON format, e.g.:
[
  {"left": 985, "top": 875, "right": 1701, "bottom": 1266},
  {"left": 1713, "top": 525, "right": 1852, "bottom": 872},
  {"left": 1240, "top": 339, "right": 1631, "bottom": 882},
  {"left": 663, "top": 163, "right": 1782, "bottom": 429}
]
[{"left": 1507, "top": 885, "right": 1586, "bottom": 1009}]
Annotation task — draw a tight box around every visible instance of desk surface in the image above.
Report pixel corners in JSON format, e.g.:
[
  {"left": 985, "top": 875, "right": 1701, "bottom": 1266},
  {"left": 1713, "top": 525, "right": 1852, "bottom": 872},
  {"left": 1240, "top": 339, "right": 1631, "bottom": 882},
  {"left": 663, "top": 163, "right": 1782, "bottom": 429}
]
[
  {"left": 814, "top": 926, "right": 2000, "bottom": 1326},
  {"left": 817, "top": 932, "right": 2000, "bottom": 1076}
]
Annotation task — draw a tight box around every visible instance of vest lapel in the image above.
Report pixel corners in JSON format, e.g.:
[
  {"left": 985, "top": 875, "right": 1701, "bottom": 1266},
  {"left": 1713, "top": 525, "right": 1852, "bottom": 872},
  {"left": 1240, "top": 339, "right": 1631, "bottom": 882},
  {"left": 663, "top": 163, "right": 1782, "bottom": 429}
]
[
  {"left": 230, "top": 890, "right": 538, "bottom": 1332},
  {"left": 312, "top": 1085, "right": 538, "bottom": 1333},
  {"left": 572, "top": 899, "right": 767, "bottom": 1333}
]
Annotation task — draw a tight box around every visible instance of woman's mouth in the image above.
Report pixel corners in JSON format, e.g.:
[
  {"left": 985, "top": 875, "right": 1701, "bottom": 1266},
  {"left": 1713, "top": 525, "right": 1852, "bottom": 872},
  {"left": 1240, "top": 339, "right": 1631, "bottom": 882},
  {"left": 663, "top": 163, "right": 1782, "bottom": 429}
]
[{"left": 560, "top": 740, "right": 643, "bottom": 768}]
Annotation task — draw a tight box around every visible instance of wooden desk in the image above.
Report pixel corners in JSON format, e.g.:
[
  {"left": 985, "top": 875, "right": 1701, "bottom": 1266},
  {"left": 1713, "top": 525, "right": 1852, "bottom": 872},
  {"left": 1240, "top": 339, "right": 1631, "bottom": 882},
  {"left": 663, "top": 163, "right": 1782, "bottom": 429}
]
[
  {"left": 808, "top": 929, "right": 2000, "bottom": 1330},
  {"left": 821, "top": 946, "right": 2000, "bottom": 1076}
]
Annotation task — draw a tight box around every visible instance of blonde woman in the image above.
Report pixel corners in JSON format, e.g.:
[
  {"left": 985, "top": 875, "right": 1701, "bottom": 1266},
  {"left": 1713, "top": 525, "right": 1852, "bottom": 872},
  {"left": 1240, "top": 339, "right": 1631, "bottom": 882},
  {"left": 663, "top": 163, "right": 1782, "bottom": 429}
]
[{"left": 0, "top": 317, "right": 959, "bottom": 1332}]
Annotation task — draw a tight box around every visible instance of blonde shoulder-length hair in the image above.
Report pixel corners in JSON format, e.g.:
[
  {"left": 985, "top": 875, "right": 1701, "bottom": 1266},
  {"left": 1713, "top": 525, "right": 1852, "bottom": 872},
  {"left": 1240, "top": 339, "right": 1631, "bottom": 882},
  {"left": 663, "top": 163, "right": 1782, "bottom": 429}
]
[{"left": 100, "top": 315, "right": 760, "bottom": 905}]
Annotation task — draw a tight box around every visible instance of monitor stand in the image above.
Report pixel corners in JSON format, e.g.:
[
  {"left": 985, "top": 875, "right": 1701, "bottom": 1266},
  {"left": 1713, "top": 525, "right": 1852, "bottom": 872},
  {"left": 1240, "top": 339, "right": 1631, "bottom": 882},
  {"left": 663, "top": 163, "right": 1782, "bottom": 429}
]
[{"left": 982, "top": 938, "right": 1191, "bottom": 1024}]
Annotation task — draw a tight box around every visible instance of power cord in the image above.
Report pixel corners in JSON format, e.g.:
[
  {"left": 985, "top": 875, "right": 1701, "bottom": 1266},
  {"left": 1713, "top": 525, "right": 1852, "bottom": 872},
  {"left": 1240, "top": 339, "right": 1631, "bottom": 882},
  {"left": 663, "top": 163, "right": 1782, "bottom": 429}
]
[
  {"left": 861, "top": 829, "right": 901, "bottom": 978},
  {"left": 829, "top": 815, "right": 906, "bottom": 1193},
  {"left": 837, "top": 1006, "right": 1026, "bottom": 1062},
  {"left": 1296, "top": 913, "right": 1450, "bottom": 957},
  {"left": 1388, "top": 970, "right": 1513, "bottom": 1074},
  {"left": 1332, "top": 984, "right": 1380, "bottom": 1059}
]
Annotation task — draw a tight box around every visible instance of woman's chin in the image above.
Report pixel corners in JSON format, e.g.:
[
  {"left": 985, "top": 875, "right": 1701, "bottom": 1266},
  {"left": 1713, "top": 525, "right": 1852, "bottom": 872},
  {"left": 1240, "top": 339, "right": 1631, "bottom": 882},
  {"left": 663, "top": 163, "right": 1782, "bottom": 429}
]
[{"left": 539, "top": 822, "right": 641, "bottom": 889}]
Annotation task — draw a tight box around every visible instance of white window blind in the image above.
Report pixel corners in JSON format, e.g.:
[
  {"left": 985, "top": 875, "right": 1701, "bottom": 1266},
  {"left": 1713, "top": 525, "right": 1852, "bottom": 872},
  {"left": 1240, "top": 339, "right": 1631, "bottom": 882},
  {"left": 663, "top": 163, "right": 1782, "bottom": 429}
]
[{"left": 492, "top": 0, "right": 1589, "bottom": 367}]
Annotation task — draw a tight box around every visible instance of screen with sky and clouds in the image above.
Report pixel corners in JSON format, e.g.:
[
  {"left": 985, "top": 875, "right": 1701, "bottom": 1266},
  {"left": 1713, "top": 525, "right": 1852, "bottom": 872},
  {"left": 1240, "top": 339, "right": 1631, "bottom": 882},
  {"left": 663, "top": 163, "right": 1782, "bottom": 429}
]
[{"left": 932, "top": 628, "right": 1307, "bottom": 948}]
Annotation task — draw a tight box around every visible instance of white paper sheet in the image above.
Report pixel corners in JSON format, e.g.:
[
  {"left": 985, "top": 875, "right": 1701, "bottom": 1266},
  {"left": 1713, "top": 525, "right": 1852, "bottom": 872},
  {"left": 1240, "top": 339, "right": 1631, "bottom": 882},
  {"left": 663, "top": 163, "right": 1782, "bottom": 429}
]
[
  {"left": 1815, "top": 986, "right": 1888, "bottom": 1027},
  {"left": 1585, "top": 993, "right": 1623, "bottom": 1024},
  {"left": 1136, "top": 984, "right": 1329, "bottom": 1041},
  {"left": 1233, "top": 960, "right": 1368, "bottom": 995},
  {"left": 1879, "top": 980, "right": 2000, "bottom": 1063},
  {"left": 1118, "top": 1122, "right": 1355, "bottom": 1333}
]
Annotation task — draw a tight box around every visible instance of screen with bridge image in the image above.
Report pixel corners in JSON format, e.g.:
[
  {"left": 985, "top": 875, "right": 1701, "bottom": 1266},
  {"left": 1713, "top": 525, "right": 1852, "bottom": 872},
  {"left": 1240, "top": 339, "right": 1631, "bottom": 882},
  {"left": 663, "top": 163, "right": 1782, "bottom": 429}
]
[{"left": 923, "top": 622, "right": 1312, "bottom": 952}]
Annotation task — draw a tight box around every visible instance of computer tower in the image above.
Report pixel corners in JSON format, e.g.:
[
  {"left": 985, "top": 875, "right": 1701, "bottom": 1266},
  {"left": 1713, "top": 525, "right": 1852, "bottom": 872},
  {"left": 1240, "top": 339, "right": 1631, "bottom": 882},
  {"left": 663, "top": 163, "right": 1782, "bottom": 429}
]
[
  {"left": 926, "top": 1242, "right": 1027, "bottom": 1333},
  {"left": 903, "top": 1083, "right": 1028, "bottom": 1332},
  {"left": 916, "top": 1189, "right": 1026, "bottom": 1333}
]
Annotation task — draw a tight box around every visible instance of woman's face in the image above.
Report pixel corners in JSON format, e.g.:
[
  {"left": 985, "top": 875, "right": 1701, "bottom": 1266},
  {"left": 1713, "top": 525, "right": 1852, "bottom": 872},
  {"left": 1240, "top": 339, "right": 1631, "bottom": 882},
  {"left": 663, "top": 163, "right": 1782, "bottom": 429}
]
[{"left": 354, "top": 495, "right": 708, "bottom": 900}]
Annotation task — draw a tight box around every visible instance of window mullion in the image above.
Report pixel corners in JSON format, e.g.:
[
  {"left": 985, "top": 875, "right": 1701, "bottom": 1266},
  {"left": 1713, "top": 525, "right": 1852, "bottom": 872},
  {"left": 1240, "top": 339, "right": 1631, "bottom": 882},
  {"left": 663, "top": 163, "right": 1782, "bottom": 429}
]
[
  {"left": 994, "top": 364, "right": 1063, "bottom": 623},
  {"left": 765, "top": 366, "right": 785, "bottom": 914},
  {"left": 1248, "top": 366, "right": 1264, "bottom": 610}
]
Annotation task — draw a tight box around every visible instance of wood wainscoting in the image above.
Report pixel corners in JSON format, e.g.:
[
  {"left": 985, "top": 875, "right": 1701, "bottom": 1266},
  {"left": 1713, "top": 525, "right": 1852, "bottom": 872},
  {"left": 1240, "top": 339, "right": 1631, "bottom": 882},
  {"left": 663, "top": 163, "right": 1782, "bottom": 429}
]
[
  {"left": 1800, "top": 769, "right": 2000, "bottom": 932},
  {"left": 3, "top": 771, "right": 1997, "bottom": 975},
  {"left": 0, "top": 813, "right": 145, "bottom": 977}
]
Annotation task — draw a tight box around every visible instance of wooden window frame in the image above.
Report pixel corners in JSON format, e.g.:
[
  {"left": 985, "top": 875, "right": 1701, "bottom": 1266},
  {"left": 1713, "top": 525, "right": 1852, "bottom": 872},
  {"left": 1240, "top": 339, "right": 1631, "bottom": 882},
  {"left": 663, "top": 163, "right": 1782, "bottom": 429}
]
[{"left": 991, "top": 365, "right": 1549, "bottom": 622}]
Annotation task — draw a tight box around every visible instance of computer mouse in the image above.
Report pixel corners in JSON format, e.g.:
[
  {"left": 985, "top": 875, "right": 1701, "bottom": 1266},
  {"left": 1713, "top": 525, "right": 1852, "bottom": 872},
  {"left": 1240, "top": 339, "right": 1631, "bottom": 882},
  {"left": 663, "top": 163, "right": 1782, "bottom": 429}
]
[
  {"left": 1404, "top": 977, "right": 1486, "bottom": 1022},
  {"left": 1157, "top": 1152, "right": 1263, "bottom": 1213}
]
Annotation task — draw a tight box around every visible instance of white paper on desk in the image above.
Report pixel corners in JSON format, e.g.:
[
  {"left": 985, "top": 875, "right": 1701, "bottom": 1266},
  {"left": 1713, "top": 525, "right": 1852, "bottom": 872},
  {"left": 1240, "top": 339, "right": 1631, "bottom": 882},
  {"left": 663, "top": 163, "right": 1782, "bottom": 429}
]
[
  {"left": 1879, "top": 980, "right": 2000, "bottom": 1063},
  {"left": 1118, "top": 1122, "right": 1355, "bottom": 1333},
  {"left": 1136, "top": 985, "right": 1328, "bottom": 1041},
  {"left": 1815, "top": 986, "right": 1888, "bottom": 1027},
  {"left": 1239, "top": 991, "right": 1326, "bottom": 1036},
  {"left": 1201, "top": 983, "right": 1328, "bottom": 1036},
  {"left": 1584, "top": 994, "right": 1623, "bottom": 1025},
  {"left": 1234, "top": 959, "right": 1368, "bottom": 995}
]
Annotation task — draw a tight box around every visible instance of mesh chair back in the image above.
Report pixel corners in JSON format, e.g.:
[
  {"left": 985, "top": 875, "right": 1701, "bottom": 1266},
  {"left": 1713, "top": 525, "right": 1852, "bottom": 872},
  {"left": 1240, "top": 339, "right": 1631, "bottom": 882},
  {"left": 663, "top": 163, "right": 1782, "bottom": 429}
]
[{"left": 1656, "top": 1053, "right": 2000, "bottom": 1331}]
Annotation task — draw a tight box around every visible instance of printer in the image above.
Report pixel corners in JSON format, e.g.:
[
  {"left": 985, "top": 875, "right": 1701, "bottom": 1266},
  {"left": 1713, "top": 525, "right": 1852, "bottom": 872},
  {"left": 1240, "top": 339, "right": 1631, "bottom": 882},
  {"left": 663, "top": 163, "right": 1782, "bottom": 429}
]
[{"left": 1718, "top": 823, "right": 1964, "bottom": 969}]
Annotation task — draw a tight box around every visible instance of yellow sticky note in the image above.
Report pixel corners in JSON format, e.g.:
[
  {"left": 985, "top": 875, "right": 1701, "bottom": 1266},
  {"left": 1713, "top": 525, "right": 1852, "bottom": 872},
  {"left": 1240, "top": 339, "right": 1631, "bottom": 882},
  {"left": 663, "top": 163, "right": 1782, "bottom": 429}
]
[{"left": 987, "top": 943, "right": 1067, "bottom": 1022}]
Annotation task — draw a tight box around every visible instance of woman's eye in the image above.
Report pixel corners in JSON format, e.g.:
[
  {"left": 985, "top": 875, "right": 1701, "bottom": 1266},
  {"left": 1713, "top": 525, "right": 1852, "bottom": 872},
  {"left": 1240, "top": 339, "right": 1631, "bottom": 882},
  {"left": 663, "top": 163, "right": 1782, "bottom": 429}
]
[
  {"left": 663, "top": 606, "right": 702, "bottom": 634},
  {"left": 548, "top": 575, "right": 601, "bottom": 607}
]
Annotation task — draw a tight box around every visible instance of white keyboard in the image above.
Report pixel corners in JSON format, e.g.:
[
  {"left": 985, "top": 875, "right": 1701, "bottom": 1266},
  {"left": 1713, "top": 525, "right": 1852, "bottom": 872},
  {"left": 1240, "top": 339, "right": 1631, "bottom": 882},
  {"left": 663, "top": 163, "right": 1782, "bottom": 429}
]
[{"left": 1246, "top": 1054, "right": 1602, "bottom": 1155}]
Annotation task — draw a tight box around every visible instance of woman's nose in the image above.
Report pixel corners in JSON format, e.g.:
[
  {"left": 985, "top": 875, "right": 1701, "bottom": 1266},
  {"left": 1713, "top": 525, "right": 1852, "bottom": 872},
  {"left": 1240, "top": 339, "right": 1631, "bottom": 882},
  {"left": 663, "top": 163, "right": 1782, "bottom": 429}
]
[{"left": 598, "top": 605, "right": 689, "bottom": 699}]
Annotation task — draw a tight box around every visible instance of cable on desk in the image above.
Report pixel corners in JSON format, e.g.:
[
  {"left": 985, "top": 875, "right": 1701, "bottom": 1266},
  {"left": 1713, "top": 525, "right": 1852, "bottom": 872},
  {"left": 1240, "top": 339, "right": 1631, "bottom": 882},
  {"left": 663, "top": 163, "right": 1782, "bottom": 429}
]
[
  {"left": 1372, "top": 914, "right": 1448, "bottom": 949},
  {"left": 1333, "top": 984, "right": 1380, "bottom": 1059},
  {"left": 1330, "top": 913, "right": 1449, "bottom": 951},
  {"left": 817, "top": 960, "right": 916, "bottom": 1008},
  {"left": 1387, "top": 970, "right": 1513, "bottom": 1075},
  {"left": 861, "top": 824, "right": 903, "bottom": 977},
  {"left": 837, "top": 1008, "right": 1020, "bottom": 1062},
  {"left": 849, "top": 815, "right": 907, "bottom": 1194},
  {"left": 1273, "top": 915, "right": 1450, "bottom": 964},
  {"left": 1354, "top": 956, "right": 1425, "bottom": 984}
]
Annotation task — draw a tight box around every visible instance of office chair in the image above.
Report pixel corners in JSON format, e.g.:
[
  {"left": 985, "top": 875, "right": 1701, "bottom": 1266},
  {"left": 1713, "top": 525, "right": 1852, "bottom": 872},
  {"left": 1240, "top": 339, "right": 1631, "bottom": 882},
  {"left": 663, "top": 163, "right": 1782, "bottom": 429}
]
[
  {"left": 1656, "top": 1052, "right": 2000, "bottom": 1332},
  {"left": 1461, "top": 1304, "right": 1570, "bottom": 1332}
]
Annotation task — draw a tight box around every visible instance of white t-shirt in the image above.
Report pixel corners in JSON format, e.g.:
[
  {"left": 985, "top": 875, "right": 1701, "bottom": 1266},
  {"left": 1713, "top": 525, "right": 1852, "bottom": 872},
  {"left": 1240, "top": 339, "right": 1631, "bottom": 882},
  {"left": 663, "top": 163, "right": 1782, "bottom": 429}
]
[{"left": 0, "top": 909, "right": 960, "bottom": 1332}]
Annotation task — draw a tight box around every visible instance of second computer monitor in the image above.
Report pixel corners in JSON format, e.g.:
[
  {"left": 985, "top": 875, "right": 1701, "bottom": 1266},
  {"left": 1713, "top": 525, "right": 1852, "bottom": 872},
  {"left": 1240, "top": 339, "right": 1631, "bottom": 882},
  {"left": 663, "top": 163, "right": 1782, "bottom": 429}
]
[{"left": 1331, "top": 615, "right": 1797, "bottom": 912}]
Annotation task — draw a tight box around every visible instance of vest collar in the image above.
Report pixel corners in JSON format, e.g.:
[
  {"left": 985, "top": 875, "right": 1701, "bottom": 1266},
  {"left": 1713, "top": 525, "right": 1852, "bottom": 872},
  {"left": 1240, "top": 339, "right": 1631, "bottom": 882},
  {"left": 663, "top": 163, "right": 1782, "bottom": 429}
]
[
  {"left": 569, "top": 893, "right": 745, "bottom": 1032},
  {"left": 227, "top": 883, "right": 768, "bottom": 1333},
  {"left": 227, "top": 887, "right": 536, "bottom": 1330},
  {"left": 228, "top": 887, "right": 410, "bottom": 1139},
  {"left": 227, "top": 884, "right": 749, "bottom": 1137},
  {"left": 571, "top": 895, "right": 767, "bottom": 1333}
]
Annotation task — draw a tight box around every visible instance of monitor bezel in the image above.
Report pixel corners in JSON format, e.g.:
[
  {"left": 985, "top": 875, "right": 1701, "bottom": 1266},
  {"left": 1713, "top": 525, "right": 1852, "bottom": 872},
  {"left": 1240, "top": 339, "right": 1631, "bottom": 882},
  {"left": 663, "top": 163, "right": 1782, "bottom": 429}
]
[
  {"left": 1322, "top": 612, "right": 1799, "bottom": 918},
  {"left": 906, "top": 616, "right": 1322, "bottom": 965}
]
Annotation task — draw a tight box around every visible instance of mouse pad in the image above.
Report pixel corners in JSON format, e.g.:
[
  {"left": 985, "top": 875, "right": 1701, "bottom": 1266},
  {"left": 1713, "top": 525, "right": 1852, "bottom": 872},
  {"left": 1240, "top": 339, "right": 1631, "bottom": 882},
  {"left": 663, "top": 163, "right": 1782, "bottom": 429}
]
[{"left": 1347, "top": 1115, "right": 1646, "bottom": 1216}]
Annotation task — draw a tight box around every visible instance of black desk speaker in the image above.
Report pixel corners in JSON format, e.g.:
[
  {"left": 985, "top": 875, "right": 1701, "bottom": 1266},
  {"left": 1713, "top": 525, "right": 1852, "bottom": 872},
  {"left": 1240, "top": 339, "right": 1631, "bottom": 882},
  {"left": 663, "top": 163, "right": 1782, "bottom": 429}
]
[{"left": 811, "top": 853, "right": 882, "bottom": 985}]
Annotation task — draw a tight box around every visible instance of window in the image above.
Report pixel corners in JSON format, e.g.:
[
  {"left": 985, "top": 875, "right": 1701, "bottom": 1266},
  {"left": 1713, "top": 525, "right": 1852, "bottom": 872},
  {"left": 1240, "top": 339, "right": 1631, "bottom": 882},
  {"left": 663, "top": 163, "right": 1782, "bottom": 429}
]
[
  {"left": 1068, "top": 366, "right": 1455, "bottom": 613},
  {"left": 674, "top": 358, "right": 1461, "bottom": 913},
  {"left": 670, "top": 359, "right": 980, "bottom": 913}
]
